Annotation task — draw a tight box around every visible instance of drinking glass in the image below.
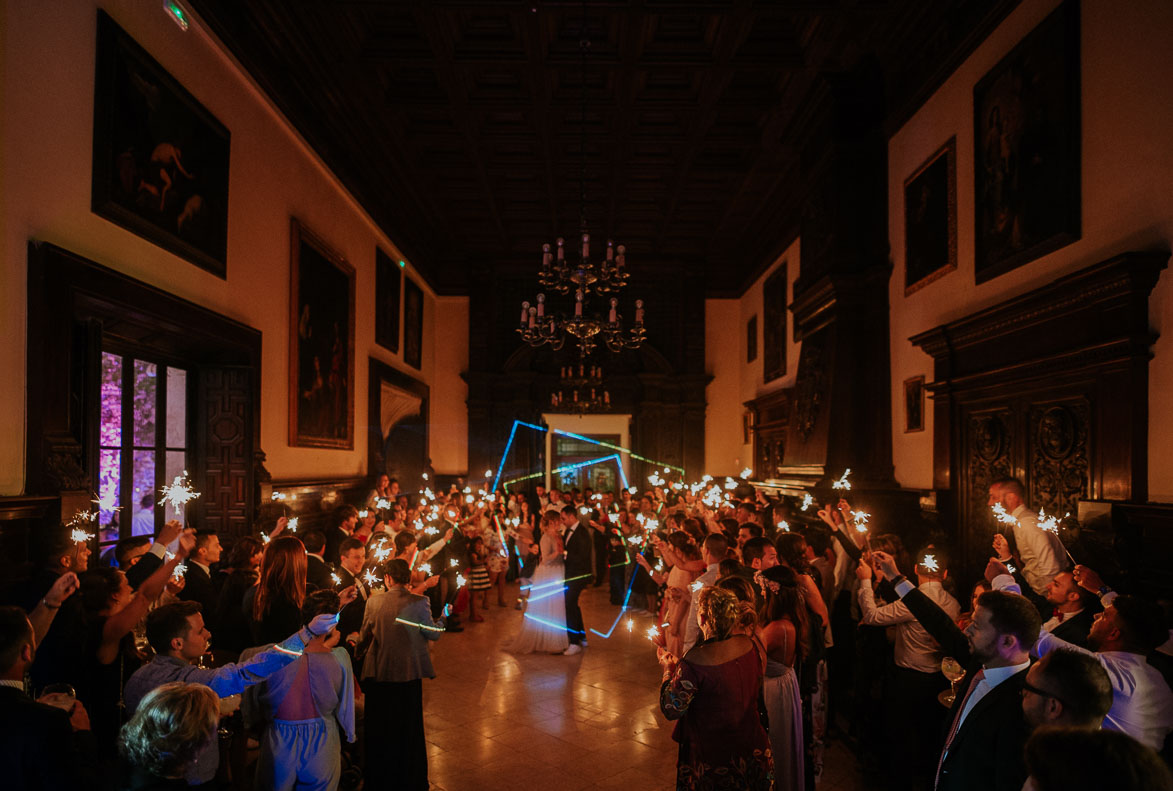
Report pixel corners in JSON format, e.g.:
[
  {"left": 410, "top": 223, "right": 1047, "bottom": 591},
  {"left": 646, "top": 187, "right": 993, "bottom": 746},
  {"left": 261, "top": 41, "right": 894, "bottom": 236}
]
[{"left": 941, "top": 656, "right": 965, "bottom": 705}]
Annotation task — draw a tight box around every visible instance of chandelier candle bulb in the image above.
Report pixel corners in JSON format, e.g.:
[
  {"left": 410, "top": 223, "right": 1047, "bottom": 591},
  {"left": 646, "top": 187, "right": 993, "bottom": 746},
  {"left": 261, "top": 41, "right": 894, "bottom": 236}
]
[
  {"left": 536, "top": 294, "right": 545, "bottom": 317},
  {"left": 542, "top": 244, "right": 551, "bottom": 268},
  {"left": 606, "top": 241, "right": 614, "bottom": 261},
  {"left": 575, "top": 290, "right": 583, "bottom": 316},
  {"left": 635, "top": 299, "right": 643, "bottom": 323},
  {"left": 582, "top": 233, "right": 589, "bottom": 259},
  {"left": 556, "top": 238, "right": 565, "bottom": 260},
  {"left": 520, "top": 302, "right": 529, "bottom": 325}
]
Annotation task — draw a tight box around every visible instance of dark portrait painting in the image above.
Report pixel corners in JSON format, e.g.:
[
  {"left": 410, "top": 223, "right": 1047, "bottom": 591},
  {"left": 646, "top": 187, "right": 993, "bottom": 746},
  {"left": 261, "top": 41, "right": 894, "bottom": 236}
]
[
  {"left": 403, "top": 277, "right": 424, "bottom": 370},
  {"left": 762, "top": 264, "right": 787, "bottom": 383},
  {"left": 974, "top": 0, "right": 1080, "bottom": 283},
  {"left": 375, "top": 248, "right": 401, "bottom": 353},
  {"left": 92, "top": 11, "right": 230, "bottom": 277},
  {"left": 747, "top": 315, "right": 758, "bottom": 363},
  {"left": 904, "top": 376, "right": 925, "bottom": 433},
  {"left": 904, "top": 138, "right": 957, "bottom": 295},
  {"left": 290, "top": 220, "right": 355, "bottom": 449}
]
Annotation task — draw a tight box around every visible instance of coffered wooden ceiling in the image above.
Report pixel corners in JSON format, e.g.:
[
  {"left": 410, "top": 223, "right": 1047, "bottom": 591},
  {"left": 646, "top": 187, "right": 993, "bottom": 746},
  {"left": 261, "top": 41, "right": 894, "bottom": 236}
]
[{"left": 188, "top": 0, "right": 1019, "bottom": 295}]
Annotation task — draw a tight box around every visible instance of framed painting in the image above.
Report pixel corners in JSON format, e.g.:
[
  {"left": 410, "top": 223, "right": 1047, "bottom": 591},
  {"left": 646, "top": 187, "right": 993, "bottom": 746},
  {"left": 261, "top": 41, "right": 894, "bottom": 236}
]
[
  {"left": 974, "top": 0, "right": 1080, "bottom": 284},
  {"left": 904, "top": 137, "right": 957, "bottom": 296},
  {"left": 289, "top": 219, "right": 355, "bottom": 449},
  {"left": 747, "top": 315, "right": 758, "bottom": 363},
  {"left": 403, "top": 277, "right": 424, "bottom": 370},
  {"left": 762, "top": 263, "right": 787, "bottom": 383},
  {"left": 904, "top": 375, "right": 925, "bottom": 433},
  {"left": 375, "top": 248, "right": 401, "bottom": 353},
  {"left": 92, "top": 11, "right": 230, "bottom": 278}
]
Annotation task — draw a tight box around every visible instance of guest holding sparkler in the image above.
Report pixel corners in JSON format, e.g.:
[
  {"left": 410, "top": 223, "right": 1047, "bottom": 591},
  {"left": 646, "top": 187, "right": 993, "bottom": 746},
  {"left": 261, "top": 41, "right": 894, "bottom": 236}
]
[
  {"left": 211, "top": 536, "right": 264, "bottom": 657},
  {"left": 655, "top": 585, "right": 773, "bottom": 790},
  {"left": 987, "top": 477, "right": 1068, "bottom": 599},
  {"left": 357, "top": 559, "right": 445, "bottom": 791}
]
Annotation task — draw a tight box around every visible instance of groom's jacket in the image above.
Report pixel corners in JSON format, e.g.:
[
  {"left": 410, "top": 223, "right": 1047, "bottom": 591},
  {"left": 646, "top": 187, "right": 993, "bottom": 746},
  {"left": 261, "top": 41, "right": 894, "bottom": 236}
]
[{"left": 563, "top": 523, "right": 594, "bottom": 579}]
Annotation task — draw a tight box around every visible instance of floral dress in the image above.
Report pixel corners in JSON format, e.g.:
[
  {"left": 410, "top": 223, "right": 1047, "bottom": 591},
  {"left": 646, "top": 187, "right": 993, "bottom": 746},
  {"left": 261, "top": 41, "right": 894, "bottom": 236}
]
[{"left": 660, "top": 637, "right": 774, "bottom": 791}]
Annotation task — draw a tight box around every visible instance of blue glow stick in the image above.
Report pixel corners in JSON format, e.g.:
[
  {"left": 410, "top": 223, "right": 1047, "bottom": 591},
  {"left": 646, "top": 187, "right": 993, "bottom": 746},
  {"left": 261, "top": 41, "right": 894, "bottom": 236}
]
[
  {"left": 520, "top": 572, "right": 593, "bottom": 592},
  {"left": 589, "top": 568, "right": 639, "bottom": 639},
  {"left": 396, "top": 617, "right": 445, "bottom": 633},
  {"left": 525, "top": 612, "right": 585, "bottom": 635},
  {"left": 524, "top": 585, "right": 568, "bottom": 604}
]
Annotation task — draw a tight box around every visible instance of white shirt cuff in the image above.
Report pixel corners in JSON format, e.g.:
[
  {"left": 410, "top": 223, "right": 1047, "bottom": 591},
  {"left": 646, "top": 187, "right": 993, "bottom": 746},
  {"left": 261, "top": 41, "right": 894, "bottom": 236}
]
[
  {"left": 1100, "top": 590, "right": 1118, "bottom": 607},
  {"left": 894, "top": 579, "right": 915, "bottom": 598},
  {"left": 991, "top": 574, "right": 1021, "bottom": 593},
  {"left": 148, "top": 542, "right": 167, "bottom": 558}
]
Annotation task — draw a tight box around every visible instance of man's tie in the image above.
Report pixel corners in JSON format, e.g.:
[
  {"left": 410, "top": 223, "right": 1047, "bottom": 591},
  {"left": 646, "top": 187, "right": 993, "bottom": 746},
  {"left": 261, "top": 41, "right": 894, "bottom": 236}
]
[
  {"left": 1052, "top": 608, "right": 1065, "bottom": 623},
  {"left": 935, "top": 668, "right": 985, "bottom": 789}
]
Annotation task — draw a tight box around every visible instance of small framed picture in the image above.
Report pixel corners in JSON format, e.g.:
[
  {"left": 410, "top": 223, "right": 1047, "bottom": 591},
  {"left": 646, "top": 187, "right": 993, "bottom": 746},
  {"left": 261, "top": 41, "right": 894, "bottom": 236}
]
[
  {"left": 903, "top": 138, "right": 957, "bottom": 296},
  {"left": 904, "top": 376, "right": 926, "bottom": 433}
]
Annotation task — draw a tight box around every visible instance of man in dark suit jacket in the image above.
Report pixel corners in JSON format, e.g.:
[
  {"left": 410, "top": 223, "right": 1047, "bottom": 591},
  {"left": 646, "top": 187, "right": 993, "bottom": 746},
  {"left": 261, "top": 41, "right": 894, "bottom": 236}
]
[
  {"left": 0, "top": 606, "right": 97, "bottom": 789},
  {"left": 337, "top": 537, "right": 371, "bottom": 639},
  {"left": 561, "top": 505, "right": 594, "bottom": 652},
  {"left": 302, "top": 531, "right": 335, "bottom": 592},
  {"left": 179, "top": 530, "right": 223, "bottom": 630},
  {"left": 871, "top": 550, "right": 1041, "bottom": 791},
  {"left": 325, "top": 505, "right": 360, "bottom": 566}
]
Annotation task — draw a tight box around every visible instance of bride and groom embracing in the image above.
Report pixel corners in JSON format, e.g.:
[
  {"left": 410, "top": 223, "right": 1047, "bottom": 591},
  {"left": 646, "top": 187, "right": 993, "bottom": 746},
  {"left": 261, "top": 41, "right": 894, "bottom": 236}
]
[{"left": 505, "top": 505, "right": 594, "bottom": 655}]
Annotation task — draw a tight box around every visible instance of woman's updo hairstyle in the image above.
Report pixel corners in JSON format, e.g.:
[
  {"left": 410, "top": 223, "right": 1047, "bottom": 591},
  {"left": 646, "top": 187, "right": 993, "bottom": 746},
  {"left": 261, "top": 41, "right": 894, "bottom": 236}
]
[{"left": 695, "top": 586, "right": 740, "bottom": 642}]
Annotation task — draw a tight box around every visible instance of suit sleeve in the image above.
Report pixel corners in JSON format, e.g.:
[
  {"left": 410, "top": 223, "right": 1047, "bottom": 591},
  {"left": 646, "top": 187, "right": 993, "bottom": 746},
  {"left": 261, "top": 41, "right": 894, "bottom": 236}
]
[
  {"left": 898, "top": 587, "right": 972, "bottom": 664},
  {"left": 126, "top": 550, "right": 163, "bottom": 590},
  {"left": 409, "top": 597, "right": 444, "bottom": 642},
  {"left": 993, "top": 695, "right": 1030, "bottom": 791},
  {"left": 39, "top": 706, "right": 98, "bottom": 789}
]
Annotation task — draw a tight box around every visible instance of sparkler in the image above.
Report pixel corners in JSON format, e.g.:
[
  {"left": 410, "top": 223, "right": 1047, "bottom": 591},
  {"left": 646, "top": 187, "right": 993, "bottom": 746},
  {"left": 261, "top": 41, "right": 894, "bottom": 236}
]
[
  {"left": 159, "top": 472, "right": 201, "bottom": 517},
  {"left": 851, "top": 510, "right": 871, "bottom": 532},
  {"left": 724, "top": 477, "right": 738, "bottom": 490},
  {"left": 801, "top": 493, "right": 814, "bottom": 511},
  {"left": 991, "top": 503, "right": 1018, "bottom": 525},
  {"left": 331, "top": 573, "right": 342, "bottom": 587},
  {"left": 1036, "top": 509, "right": 1076, "bottom": 564},
  {"left": 363, "top": 570, "right": 379, "bottom": 586},
  {"left": 375, "top": 498, "right": 391, "bottom": 510},
  {"left": 262, "top": 533, "right": 271, "bottom": 544},
  {"left": 648, "top": 473, "right": 665, "bottom": 487},
  {"left": 626, "top": 618, "right": 634, "bottom": 632},
  {"left": 645, "top": 625, "right": 660, "bottom": 641},
  {"left": 740, "top": 467, "right": 753, "bottom": 479},
  {"left": 777, "top": 521, "right": 790, "bottom": 532},
  {"left": 287, "top": 517, "right": 299, "bottom": 533},
  {"left": 373, "top": 545, "right": 391, "bottom": 563},
  {"left": 832, "top": 469, "right": 852, "bottom": 491},
  {"left": 920, "top": 554, "right": 939, "bottom": 573},
  {"left": 449, "top": 558, "right": 459, "bottom": 568},
  {"left": 70, "top": 526, "right": 94, "bottom": 544},
  {"left": 172, "top": 562, "right": 187, "bottom": 580},
  {"left": 418, "top": 563, "right": 432, "bottom": 576},
  {"left": 456, "top": 573, "right": 467, "bottom": 588},
  {"left": 358, "top": 509, "right": 369, "bottom": 519},
  {"left": 271, "top": 491, "right": 287, "bottom": 502},
  {"left": 690, "top": 580, "right": 704, "bottom": 593}
]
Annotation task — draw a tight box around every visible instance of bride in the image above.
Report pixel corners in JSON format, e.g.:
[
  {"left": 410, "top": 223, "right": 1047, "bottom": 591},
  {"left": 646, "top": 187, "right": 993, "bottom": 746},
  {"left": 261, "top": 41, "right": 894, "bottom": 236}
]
[{"left": 504, "top": 510, "right": 570, "bottom": 654}]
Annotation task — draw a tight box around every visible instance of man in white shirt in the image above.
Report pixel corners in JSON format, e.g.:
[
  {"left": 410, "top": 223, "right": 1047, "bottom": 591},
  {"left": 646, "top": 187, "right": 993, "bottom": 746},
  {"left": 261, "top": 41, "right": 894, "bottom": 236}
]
[
  {"left": 1032, "top": 565, "right": 1173, "bottom": 752},
  {"left": 681, "top": 533, "right": 729, "bottom": 654},
  {"left": 988, "top": 477, "right": 1066, "bottom": 596},
  {"left": 858, "top": 548, "right": 961, "bottom": 788}
]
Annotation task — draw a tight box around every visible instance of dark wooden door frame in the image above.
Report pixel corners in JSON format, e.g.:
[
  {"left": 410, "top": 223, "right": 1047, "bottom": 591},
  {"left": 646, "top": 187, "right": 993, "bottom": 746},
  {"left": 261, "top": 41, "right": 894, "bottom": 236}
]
[
  {"left": 26, "top": 241, "right": 263, "bottom": 534},
  {"left": 911, "top": 251, "right": 1167, "bottom": 584}
]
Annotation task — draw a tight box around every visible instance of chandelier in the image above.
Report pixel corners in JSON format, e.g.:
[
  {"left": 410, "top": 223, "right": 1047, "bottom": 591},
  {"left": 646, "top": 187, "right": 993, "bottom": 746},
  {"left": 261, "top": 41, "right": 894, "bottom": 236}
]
[
  {"left": 549, "top": 363, "right": 610, "bottom": 413},
  {"left": 516, "top": 4, "right": 646, "bottom": 358}
]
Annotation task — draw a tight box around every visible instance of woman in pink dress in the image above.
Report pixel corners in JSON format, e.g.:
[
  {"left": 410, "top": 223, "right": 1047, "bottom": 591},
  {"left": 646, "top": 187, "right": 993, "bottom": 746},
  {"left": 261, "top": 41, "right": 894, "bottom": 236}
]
[{"left": 655, "top": 586, "right": 773, "bottom": 790}]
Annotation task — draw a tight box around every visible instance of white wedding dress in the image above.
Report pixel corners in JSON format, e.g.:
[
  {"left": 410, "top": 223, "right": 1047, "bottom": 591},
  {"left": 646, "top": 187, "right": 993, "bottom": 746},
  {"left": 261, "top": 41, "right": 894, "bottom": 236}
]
[{"left": 504, "top": 533, "right": 570, "bottom": 654}]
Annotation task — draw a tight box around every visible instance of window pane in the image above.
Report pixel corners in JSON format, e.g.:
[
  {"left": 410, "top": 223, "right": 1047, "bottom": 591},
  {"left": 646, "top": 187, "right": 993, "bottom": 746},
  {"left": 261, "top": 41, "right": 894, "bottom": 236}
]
[
  {"left": 133, "top": 360, "right": 157, "bottom": 447},
  {"left": 166, "top": 367, "right": 187, "bottom": 448},
  {"left": 100, "top": 353, "right": 122, "bottom": 447},
  {"left": 164, "top": 451, "right": 189, "bottom": 525},
  {"left": 132, "top": 450, "right": 156, "bottom": 537},
  {"left": 99, "top": 448, "right": 121, "bottom": 544}
]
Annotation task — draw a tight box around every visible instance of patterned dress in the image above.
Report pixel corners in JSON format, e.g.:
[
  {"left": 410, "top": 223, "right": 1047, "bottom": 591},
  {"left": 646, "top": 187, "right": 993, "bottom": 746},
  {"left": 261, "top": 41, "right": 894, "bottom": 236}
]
[{"left": 660, "top": 637, "right": 774, "bottom": 790}]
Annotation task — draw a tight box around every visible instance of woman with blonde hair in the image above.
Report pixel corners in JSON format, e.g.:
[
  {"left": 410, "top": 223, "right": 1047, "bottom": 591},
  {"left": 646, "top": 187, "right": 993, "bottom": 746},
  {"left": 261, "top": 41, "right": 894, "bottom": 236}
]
[
  {"left": 245, "top": 536, "right": 307, "bottom": 645},
  {"left": 655, "top": 586, "right": 773, "bottom": 790},
  {"left": 119, "top": 681, "right": 218, "bottom": 790}
]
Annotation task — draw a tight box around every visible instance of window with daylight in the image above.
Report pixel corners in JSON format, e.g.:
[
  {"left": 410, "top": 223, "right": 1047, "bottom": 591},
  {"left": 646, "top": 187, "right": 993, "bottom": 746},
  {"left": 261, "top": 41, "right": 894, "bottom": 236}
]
[{"left": 98, "top": 351, "right": 189, "bottom": 548}]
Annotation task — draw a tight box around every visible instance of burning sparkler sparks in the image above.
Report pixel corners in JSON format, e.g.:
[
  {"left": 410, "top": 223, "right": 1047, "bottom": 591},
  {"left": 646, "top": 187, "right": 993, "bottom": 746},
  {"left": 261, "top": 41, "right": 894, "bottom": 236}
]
[
  {"left": 648, "top": 473, "right": 665, "bottom": 487},
  {"left": 375, "top": 498, "right": 391, "bottom": 510},
  {"left": 418, "top": 563, "right": 432, "bottom": 576},
  {"left": 159, "top": 473, "right": 201, "bottom": 513},
  {"left": 172, "top": 563, "right": 187, "bottom": 580},
  {"left": 777, "top": 521, "right": 790, "bottom": 532},
  {"left": 456, "top": 573, "right": 467, "bottom": 588},
  {"left": 740, "top": 467, "right": 753, "bottom": 479},
  {"left": 801, "top": 493, "right": 814, "bottom": 511},
  {"left": 832, "top": 469, "right": 852, "bottom": 491},
  {"left": 287, "top": 517, "right": 299, "bottom": 533},
  {"left": 626, "top": 618, "right": 634, "bottom": 632},
  {"left": 449, "top": 558, "right": 459, "bottom": 568},
  {"left": 331, "top": 573, "right": 342, "bottom": 586},
  {"left": 991, "top": 503, "right": 1018, "bottom": 525},
  {"left": 363, "top": 570, "right": 379, "bottom": 586},
  {"left": 920, "top": 554, "right": 939, "bottom": 573},
  {"left": 271, "top": 491, "right": 287, "bottom": 502},
  {"left": 646, "top": 625, "right": 660, "bottom": 641},
  {"left": 690, "top": 580, "right": 704, "bottom": 593},
  {"left": 373, "top": 545, "right": 391, "bottom": 563},
  {"left": 851, "top": 510, "right": 871, "bottom": 532}
]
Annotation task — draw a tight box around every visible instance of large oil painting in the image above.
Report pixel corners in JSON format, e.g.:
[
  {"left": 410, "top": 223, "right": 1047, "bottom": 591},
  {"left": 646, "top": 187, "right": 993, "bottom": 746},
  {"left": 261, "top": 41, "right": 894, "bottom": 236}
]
[
  {"left": 762, "top": 263, "right": 787, "bottom": 383},
  {"left": 290, "top": 220, "right": 355, "bottom": 449},
  {"left": 403, "top": 277, "right": 424, "bottom": 370},
  {"left": 974, "top": 0, "right": 1080, "bottom": 283},
  {"left": 904, "top": 138, "right": 957, "bottom": 295},
  {"left": 92, "top": 11, "right": 230, "bottom": 277},
  {"left": 375, "top": 248, "right": 401, "bottom": 353}
]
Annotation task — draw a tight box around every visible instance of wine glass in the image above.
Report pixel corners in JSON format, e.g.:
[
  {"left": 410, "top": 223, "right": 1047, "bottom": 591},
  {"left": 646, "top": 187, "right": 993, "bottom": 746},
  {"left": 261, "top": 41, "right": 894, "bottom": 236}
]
[{"left": 941, "top": 656, "right": 966, "bottom": 705}]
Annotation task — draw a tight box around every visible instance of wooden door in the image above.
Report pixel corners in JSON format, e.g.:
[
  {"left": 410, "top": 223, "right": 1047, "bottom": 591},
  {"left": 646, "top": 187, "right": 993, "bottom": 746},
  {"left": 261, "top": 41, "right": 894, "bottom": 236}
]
[{"left": 197, "top": 366, "right": 254, "bottom": 538}]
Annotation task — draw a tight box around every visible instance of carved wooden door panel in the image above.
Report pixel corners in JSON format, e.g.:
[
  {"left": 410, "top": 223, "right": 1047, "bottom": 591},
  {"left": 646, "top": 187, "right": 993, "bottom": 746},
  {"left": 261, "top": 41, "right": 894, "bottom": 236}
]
[
  {"left": 197, "top": 366, "right": 253, "bottom": 539},
  {"left": 957, "top": 391, "right": 1091, "bottom": 582}
]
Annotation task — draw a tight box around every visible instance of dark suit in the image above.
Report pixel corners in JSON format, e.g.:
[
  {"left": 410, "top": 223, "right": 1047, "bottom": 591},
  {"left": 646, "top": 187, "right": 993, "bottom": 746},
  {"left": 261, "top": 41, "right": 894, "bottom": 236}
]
[
  {"left": 178, "top": 562, "right": 220, "bottom": 629},
  {"left": 0, "top": 684, "right": 98, "bottom": 789},
  {"left": 3, "top": 571, "right": 86, "bottom": 693},
  {"left": 126, "top": 550, "right": 163, "bottom": 590},
  {"left": 324, "top": 527, "right": 350, "bottom": 566},
  {"left": 338, "top": 566, "right": 370, "bottom": 637},
  {"left": 1048, "top": 608, "right": 1095, "bottom": 649},
  {"left": 901, "top": 587, "right": 1031, "bottom": 791},
  {"left": 563, "top": 522, "right": 593, "bottom": 645},
  {"left": 307, "top": 554, "right": 334, "bottom": 592}
]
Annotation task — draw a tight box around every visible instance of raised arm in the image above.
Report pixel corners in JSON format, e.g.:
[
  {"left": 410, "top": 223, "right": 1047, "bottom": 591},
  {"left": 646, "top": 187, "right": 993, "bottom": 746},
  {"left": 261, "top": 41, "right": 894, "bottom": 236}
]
[
  {"left": 27, "top": 572, "right": 79, "bottom": 644},
  {"left": 855, "top": 561, "right": 915, "bottom": 626},
  {"left": 100, "top": 532, "right": 194, "bottom": 662},
  {"left": 873, "top": 550, "right": 971, "bottom": 663}
]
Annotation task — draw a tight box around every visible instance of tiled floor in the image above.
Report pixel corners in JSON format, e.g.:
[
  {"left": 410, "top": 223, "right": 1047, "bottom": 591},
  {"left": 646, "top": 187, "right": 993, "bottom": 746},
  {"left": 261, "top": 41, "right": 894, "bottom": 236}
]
[{"left": 420, "top": 582, "right": 869, "bottom": 791}]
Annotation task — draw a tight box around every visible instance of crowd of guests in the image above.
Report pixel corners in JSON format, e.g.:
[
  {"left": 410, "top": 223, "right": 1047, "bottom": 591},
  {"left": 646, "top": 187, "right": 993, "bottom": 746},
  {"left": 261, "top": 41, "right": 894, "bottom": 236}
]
[{"left": 2, "top": 472, "right": 1173, "bottom": 791}]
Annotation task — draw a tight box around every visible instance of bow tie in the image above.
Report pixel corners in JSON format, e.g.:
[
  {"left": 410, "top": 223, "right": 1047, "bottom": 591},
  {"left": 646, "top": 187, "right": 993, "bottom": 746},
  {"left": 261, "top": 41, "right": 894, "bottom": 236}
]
[{"left": 1052, "top": 608, "right": 1065, "bottom": 623}]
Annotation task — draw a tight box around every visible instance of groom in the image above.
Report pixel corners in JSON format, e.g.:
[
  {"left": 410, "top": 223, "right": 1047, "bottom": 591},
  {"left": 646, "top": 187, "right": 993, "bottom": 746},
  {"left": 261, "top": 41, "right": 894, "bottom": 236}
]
[{"left": 560, "top": 504, "right": 593, "bottom": 655}]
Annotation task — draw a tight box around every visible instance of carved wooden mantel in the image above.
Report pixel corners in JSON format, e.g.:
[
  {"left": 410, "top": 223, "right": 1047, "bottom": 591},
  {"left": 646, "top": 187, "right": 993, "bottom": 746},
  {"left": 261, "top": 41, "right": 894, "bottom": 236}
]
[{"left": 910, "top": 250, "right": 1168, "bottom": 583}]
